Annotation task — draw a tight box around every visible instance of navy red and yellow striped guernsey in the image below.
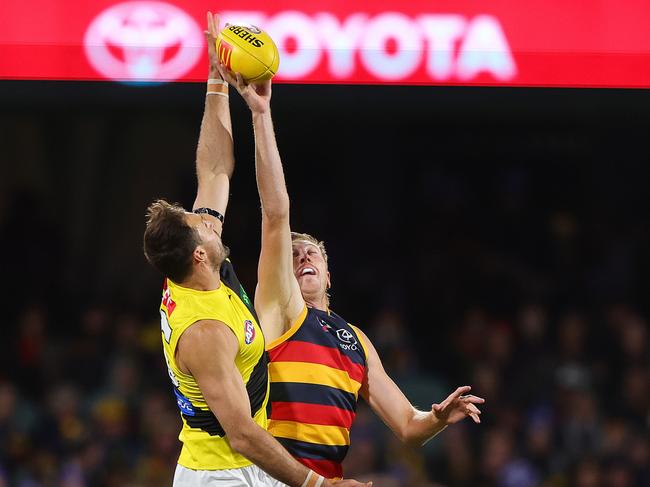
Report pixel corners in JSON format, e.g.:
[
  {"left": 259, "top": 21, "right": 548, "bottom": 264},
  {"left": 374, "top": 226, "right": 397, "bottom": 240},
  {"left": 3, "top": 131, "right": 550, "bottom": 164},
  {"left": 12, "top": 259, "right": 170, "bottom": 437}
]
[{"left": 266, "top": 306, "right": 368, "bottom": 479}]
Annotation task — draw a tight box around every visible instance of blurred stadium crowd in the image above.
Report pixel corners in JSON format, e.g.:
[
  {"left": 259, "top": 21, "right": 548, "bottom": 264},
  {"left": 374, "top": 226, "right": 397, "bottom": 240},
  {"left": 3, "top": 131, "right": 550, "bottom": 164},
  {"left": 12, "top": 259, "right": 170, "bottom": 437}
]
[
  {"left": 1, "top": 85, "right": 649, "bottom": 487},
  {"left": 2, "top": 179, "right": 649, "bottom": 486},
  {"left": 1, "top": 296, "right": 648, "bottom": 486}
]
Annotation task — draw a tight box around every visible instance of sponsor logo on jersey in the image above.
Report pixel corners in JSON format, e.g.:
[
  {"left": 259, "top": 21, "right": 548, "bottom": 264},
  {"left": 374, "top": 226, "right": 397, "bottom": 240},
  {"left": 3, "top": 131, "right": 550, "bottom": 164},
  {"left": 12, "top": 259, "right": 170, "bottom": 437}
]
[
  {"left": 336, "top": 328, "right": 358, "bottom": 351},
  {"left": 336, "top": 328, "right": 355, "bottom": 344},
  {"left": 174, "top": 387, "right": 195, "bottom": 416},
  {"left": 244, "top": 320, "right": 256, "bottom": 344}
]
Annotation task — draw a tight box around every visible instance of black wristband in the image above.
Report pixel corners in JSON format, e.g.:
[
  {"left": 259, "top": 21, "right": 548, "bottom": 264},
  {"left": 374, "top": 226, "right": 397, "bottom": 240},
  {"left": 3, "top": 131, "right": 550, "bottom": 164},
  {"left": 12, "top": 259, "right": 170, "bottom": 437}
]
[{"left": 194, "top": 207, "right": 224, "bottom": 223}]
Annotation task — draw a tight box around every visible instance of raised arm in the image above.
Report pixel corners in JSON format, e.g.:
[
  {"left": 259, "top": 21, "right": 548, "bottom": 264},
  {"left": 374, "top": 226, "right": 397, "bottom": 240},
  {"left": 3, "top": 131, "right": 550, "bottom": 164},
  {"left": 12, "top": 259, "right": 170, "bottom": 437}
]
[
  {"left": 218, "top": 70, "right": 304, "bottom": 341},
  {"left": 355, "top": 327, "right": 485, "bottom": 447},
  {"left": 193, "top": 12, "right": 234, "bottom": 235},
  {"left": 178, "top": 320, "right": 368, "bottom": 487}
]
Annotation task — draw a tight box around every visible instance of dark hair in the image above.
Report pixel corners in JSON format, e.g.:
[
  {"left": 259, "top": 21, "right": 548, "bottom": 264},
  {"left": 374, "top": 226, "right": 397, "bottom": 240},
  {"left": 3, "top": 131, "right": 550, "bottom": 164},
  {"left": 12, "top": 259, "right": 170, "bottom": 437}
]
[{"left": 143, "top": 200, "right": 198, "bottom": 283}]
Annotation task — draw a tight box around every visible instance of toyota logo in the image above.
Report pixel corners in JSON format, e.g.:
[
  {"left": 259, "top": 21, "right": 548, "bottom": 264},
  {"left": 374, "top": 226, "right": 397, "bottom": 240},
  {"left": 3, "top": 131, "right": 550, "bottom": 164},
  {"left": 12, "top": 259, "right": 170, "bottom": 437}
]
[
  {"left": 336, "top": 329, "right": 356, "bottom": 344},
  {"left": 84, "top": 1, "right": 203, "bottom": 82}
]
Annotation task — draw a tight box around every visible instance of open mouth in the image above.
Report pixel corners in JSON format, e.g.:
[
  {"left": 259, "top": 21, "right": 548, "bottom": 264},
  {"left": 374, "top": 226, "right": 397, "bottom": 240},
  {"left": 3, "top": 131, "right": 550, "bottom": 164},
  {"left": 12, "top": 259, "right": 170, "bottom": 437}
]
[{"left": 298, "top": 266, "right": 317, "bottom": 277}]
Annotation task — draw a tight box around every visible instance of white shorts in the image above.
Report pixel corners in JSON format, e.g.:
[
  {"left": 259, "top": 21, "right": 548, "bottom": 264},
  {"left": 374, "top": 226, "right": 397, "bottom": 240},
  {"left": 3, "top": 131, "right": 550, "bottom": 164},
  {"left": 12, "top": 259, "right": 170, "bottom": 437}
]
[{"left": 173, "top": 464, "right": 289, "bottom": 487}]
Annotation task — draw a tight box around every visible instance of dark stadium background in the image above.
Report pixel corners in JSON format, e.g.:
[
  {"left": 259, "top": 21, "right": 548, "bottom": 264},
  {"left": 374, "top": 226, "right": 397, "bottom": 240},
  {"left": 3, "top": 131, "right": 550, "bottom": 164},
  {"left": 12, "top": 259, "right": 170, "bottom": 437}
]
[{"left": 1, "top": 82, "right": 649, "bottom": 486}]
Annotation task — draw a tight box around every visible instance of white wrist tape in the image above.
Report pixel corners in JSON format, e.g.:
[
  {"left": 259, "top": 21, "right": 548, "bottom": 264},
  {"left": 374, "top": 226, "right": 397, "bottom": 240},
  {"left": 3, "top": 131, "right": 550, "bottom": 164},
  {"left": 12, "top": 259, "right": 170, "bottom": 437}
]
[
  {"left": 301, "top": 471, "right": 313, "bottom": 487},
  {"left": 301, "top": 470, "right": 325, "bottom": 487}
]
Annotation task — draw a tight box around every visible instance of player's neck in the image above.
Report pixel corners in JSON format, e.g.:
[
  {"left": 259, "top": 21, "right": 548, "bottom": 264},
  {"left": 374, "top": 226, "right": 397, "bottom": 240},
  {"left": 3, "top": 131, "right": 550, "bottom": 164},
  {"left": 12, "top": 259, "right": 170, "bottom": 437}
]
[
  {"left": 304, "top": 295, "right": 328, "bottom": 312},
  {"left": 179, "top": 266, "right": 221, "bottom": 291}
]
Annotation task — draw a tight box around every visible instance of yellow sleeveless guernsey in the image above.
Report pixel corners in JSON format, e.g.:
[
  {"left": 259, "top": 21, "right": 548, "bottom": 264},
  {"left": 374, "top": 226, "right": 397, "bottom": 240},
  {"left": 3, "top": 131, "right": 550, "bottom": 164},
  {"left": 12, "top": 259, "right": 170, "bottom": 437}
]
[{"left": 159, "top": 259, "right": 269, "bottom": 470}]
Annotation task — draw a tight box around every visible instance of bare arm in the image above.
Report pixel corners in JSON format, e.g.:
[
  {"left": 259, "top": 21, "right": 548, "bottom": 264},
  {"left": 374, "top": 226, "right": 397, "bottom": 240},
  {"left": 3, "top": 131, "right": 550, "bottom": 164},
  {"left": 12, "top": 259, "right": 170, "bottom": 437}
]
[
  {"left": 218, "top": 71, "right": 304, "bottom": 341},
  {"left": 193, "top": 13, "right": 234, "bottom": 235},
  {"left": 356, "top": 328, "right": 485, "bottom": 447},
  {"left": 253, "top": 106, "right": 305, "bottom": 340},
  {"left": 177, "top": 320, "right": 320, "bottom": 487}
]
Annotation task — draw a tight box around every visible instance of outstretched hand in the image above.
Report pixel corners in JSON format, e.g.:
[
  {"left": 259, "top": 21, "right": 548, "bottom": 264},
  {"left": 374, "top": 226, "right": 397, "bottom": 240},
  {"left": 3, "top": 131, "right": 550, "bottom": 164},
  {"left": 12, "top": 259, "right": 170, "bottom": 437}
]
[
  {"left": 218, "top": 65, "right": 272, "bottom": 114},
  {"left": 432, "top": 386, "right": 485, "bottom": 425},
  {"left": 205, "top": 11, "right": 223, "bottom": 76}
]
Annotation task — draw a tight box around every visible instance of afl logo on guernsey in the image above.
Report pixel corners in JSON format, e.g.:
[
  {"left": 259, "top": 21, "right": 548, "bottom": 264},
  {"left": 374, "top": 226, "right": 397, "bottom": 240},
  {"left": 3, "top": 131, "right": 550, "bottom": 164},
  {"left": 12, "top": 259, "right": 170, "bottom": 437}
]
[{"left": 244, "top": 320, "right": 256, "bottom": 344}]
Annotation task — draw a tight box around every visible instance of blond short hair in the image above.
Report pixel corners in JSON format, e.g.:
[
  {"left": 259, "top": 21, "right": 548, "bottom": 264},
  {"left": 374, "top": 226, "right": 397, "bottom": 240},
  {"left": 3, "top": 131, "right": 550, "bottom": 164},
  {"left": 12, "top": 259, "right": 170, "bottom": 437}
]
[{"left": 291, "top": 232, "right": 328, "bottom": 263}]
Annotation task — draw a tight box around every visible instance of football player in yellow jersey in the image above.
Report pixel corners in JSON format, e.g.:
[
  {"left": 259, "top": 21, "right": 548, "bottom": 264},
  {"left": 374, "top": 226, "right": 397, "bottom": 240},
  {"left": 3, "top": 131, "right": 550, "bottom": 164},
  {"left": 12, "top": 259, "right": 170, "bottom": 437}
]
[
  {"left": 143, "top": 12, "right": 369, "bottom": 487},
  {"left": 220, "top": 66, "right": 487, "bottom": 479}
]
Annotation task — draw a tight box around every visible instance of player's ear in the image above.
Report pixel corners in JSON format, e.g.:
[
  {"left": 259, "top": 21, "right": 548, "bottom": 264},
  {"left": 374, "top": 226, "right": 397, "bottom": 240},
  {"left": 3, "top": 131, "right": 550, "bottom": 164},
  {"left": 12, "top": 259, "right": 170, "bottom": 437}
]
[
  {"left": 193, "top": 245, "right": 207, "bottom": 264},
  {"left": 326, "top": 271, "right": 331, "bottom": 290}
]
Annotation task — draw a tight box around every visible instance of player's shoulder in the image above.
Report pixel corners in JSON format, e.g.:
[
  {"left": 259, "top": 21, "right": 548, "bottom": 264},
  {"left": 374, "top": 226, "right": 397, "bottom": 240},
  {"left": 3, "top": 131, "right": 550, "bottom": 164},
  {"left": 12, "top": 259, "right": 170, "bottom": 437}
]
[
  {"left": 329, "top": 309, "right": 362, "bottom": 331},
  {"left": 348, "top": 323, "right": 371, "bottom": 361},
  {"left": 180, "top": 319, "right": 238, "bottom": 348}
]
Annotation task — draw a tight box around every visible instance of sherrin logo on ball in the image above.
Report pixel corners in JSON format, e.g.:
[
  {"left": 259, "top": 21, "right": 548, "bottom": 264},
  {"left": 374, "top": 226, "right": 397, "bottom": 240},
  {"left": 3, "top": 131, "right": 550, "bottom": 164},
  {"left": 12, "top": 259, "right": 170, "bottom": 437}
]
[{"left": 217, "top": 23, "right": 280, "bottom": 82}]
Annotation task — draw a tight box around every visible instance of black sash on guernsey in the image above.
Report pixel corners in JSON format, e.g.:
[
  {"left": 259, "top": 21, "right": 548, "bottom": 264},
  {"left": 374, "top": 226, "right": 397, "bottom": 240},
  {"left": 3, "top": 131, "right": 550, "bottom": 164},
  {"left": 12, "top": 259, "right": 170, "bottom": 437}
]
[
  {"left": 179, "top": 259, "right": 268, "bottom": 437},
  {"left": 220, "top": 258, "right": 260, "bottom": 323},
  {"left": 180, "top": 352, "right": 269, "bottom": 436}
]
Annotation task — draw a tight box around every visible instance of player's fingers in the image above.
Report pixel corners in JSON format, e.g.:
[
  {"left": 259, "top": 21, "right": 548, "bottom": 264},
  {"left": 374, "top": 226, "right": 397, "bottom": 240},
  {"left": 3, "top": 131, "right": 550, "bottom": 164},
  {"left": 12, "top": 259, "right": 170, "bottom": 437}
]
[
  {"left": 207, "top": 12, "right": 214, "bottom": 36},
  {"left": 466, "top": 403, "right": 481, "bottom": 415},
  {"left": 205, "top": 30, "right": 215, "bottom": 49},
  {"left": 219, "top": 67, "right": 240, "bottom": 90},
  {"left": 450, "top": 386, "right": 471, "bottom": 401},
  {"left": 463, "top": 394, "right": 485, "bottom": 404},
  {"left": 214, "top": 13, "right": 221, "bottom": 33},
  {"left": 469, "top": 412, "right": 481, "bottom": 423},
  {"left": 205, "top": 32, "right": 218, "bottom": 63},
  {"left": 235, "top": 72, "right": 247, "bottom": 89},
  {"left": 217, "top": 64, "right": 235, "bottom": 84},
  {"left": 444, "top": 386, "right": 471, "bottom": 408},
  {"left": 440, "top": 386, "right": 470, "bottom": 410}
]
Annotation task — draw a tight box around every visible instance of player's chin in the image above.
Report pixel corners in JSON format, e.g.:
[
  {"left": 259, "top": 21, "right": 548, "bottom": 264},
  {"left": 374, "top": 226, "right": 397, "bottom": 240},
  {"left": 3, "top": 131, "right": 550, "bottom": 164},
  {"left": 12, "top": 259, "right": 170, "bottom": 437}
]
[{"left": 298, "top": 276, "right": 322, "bottom": 293}]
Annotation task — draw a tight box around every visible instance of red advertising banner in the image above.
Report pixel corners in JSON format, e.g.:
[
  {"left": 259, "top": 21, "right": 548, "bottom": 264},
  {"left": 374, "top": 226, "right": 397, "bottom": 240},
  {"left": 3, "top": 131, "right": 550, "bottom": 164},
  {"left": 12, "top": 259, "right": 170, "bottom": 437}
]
[{"left": 1, "top": 0, "right": 649, "bottom": 87}]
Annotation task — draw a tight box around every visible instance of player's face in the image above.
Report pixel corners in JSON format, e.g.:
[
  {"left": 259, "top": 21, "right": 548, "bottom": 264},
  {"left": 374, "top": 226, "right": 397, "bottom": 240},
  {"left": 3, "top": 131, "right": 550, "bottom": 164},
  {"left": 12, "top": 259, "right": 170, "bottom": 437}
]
[
  {"left": 292, "top": 241, "right": 329, "bottom": 298},
  {"left": 185, "top": 213, "right": 228, "bottom": 271}
]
